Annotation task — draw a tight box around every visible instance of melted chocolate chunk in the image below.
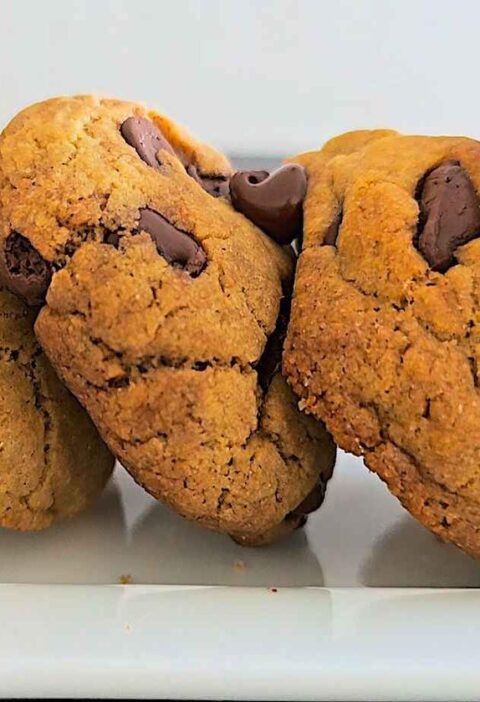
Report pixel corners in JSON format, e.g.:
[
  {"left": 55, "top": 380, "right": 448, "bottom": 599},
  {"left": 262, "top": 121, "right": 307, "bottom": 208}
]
[
  {"left": 121, "top": 117, "right": 231, "bottom": 199},
  {"left": 257, "top": 295, "right": 291, "bottom": 391},
  {"left": 138, "top": 208, "right": 206, "bottom": 276},
  {"left": 186, "top": 165, "right": 230, "bottom": 198},
  {"left": 120, "top": 116, "right": 174, "bottom": 169},
  {"left": 416, "top": 160, "right": 480, "bottom": 272},
  {"left": 229, "top": 164, "right": 307, "bottom": 245},
  {"left": 287, "top": 479, "right": 326, "bottom": 528},
  {"left": 4, "top": 232, "right": 52, "bottom": 306},
  {"left": 104, "top": 231, "right": 121, "bottom": 247}
]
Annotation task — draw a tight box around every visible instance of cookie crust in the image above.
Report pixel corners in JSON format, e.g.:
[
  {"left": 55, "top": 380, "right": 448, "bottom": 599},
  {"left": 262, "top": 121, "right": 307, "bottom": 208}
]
[{"left": 0, "top": 285, "right": 113, "bottom": 529}]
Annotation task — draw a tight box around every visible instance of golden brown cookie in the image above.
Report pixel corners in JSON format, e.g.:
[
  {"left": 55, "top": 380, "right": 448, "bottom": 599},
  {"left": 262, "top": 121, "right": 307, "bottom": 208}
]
[
  {"left": 0, "top": 283, "right": 113, "bottom": 530},
  {"left": 0, "top": 96, "right": 335, "bottom": 545},
  {"left": 284, "top": 129, "right": 480, "bottom": 557}
]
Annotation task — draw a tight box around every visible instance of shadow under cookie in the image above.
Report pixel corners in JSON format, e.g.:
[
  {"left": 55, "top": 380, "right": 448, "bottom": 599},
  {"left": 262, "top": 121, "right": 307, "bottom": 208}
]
[
  {"left": 128, "top": 499, "right": 325, "bottom": 587},
  {"left": 361, "top": 515, "right": 480, "bottom": 588},
  {"left": 0, "top": 478, "right": 128, "bottom": 584}
]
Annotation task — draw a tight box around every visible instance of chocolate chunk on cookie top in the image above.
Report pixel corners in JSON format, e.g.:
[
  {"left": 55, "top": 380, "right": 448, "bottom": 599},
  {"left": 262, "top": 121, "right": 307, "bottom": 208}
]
[
  {"left": 284, "top": 129, "right": 480, "bottom": 558},
  {"left": 230, "top": 164, "right": 307, "bottom": 245},
  {"left": 121, "top": 116, "right": 175, "bottom": 168},
  {"left": 0, "top": 95, "right": 335, "bottom": 545},
  {"left": 416, "top": 160, "right": 480, "bottom": 272},
  {"left": 138, "top": 208, "right": 206, "bottom": 275},
  {"left": 121, "top": 115, "right": 230, "bottom": 197}
]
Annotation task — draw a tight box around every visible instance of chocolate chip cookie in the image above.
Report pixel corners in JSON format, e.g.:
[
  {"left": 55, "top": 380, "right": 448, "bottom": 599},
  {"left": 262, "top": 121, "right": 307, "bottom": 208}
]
[
  {"left": 0, "top": 283, "right": 113, "bottom": 530},
  {"left": 284, "top": 129, "right": 480, "bottom": 557},
  {"left": 0, "top": 96, "right": 335, "bottom": 545}
]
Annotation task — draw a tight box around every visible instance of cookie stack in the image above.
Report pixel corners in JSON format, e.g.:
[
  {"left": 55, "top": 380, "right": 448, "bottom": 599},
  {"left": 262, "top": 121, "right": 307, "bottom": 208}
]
[{"left": 1, "top": 97, "right": 478, "bottom": 558}]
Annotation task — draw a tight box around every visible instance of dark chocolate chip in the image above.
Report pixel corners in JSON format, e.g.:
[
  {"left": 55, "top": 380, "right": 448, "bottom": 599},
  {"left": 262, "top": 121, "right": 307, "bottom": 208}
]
[
  {"left": 287, "top": 479, "right": 326, "bottom": 527},
  {"left": 229, "top": 164, "right": 307, "bottom": 245},
  {"left": 257, "top": 294, "right": 291, "bottom": 391},
  {"left": 324, "top": 209, "right": 343, "bottom": 246},
  {"left": 242, "top": 170, "right": 270, "bottom": 186},
  {"left": 186, "top": 165, "right": 230, "bottom": 198},
  {"left": 138, "top": 208, "right": 206, "bottom": 276},
  {"left": 104, "top": 231, "right": 121, "bottom": 247},
  {"left": 295, "top": 515, "right": 308, "bottom": 529},
  {"left": 416, "top": 160, "right": 480, "bottom": 272},
  {"left": 121, "top": 116, "right": 174, "bottom": 169},
  {"left": 4, "top": 232, "right": 52, "bottom": 306},
  {"left": 121, "top": 117, "right": 231, "bottom": 200}
]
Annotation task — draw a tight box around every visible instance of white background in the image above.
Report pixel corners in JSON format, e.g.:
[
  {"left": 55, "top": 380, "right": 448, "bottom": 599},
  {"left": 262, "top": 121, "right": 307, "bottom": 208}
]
[{"left": 0, "top": 0, "right": 479, "bottom": 155}]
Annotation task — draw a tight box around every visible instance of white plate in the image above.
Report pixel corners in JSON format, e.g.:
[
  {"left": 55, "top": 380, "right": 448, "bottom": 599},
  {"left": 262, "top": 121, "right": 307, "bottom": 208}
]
[{"left": 2, "top": 450, "right": 480, "bottom": 700}]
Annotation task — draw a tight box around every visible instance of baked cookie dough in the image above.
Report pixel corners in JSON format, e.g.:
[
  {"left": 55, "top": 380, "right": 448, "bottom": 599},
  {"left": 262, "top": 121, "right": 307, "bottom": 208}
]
[
  {"left": 0, "top": 283, "right": 113, "bottom": 530},
  {"left": 0, "top": 96, "right": 335, "bottom": 545},
  {"left": 284, "top": 129, "right": 480, "bottom": 557}
]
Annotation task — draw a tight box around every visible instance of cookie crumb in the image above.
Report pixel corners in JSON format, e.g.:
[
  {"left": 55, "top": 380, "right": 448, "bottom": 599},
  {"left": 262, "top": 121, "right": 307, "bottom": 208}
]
[
  {"left": 233, "top": 559, "right": 246, "bottom": 573},
  {"left": 124, "top": 623, "right": 132, "bottom": 633},
  {"left": 270, "top": 587, "right": 278, "bottom": 593},
  {"left": 119, "top": 574, "right": 133, "bottom": 585}
]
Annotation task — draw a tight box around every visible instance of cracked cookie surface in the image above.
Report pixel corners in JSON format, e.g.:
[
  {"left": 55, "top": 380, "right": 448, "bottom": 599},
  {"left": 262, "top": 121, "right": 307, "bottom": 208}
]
[
  {"left": 0, "top": 284, "right": 113, "bottom": 530},
  {"left": 284, "top": 129, "right": 480, "bottom": 557},
  {"left": 0, "top": 96, "right": 335, "bottom": 544}
]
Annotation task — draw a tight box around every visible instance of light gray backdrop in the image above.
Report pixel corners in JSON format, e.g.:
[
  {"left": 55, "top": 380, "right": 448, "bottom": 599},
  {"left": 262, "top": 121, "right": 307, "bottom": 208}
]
[{"left": 0, "top": 0, "right": 479, "bottom": 155}]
